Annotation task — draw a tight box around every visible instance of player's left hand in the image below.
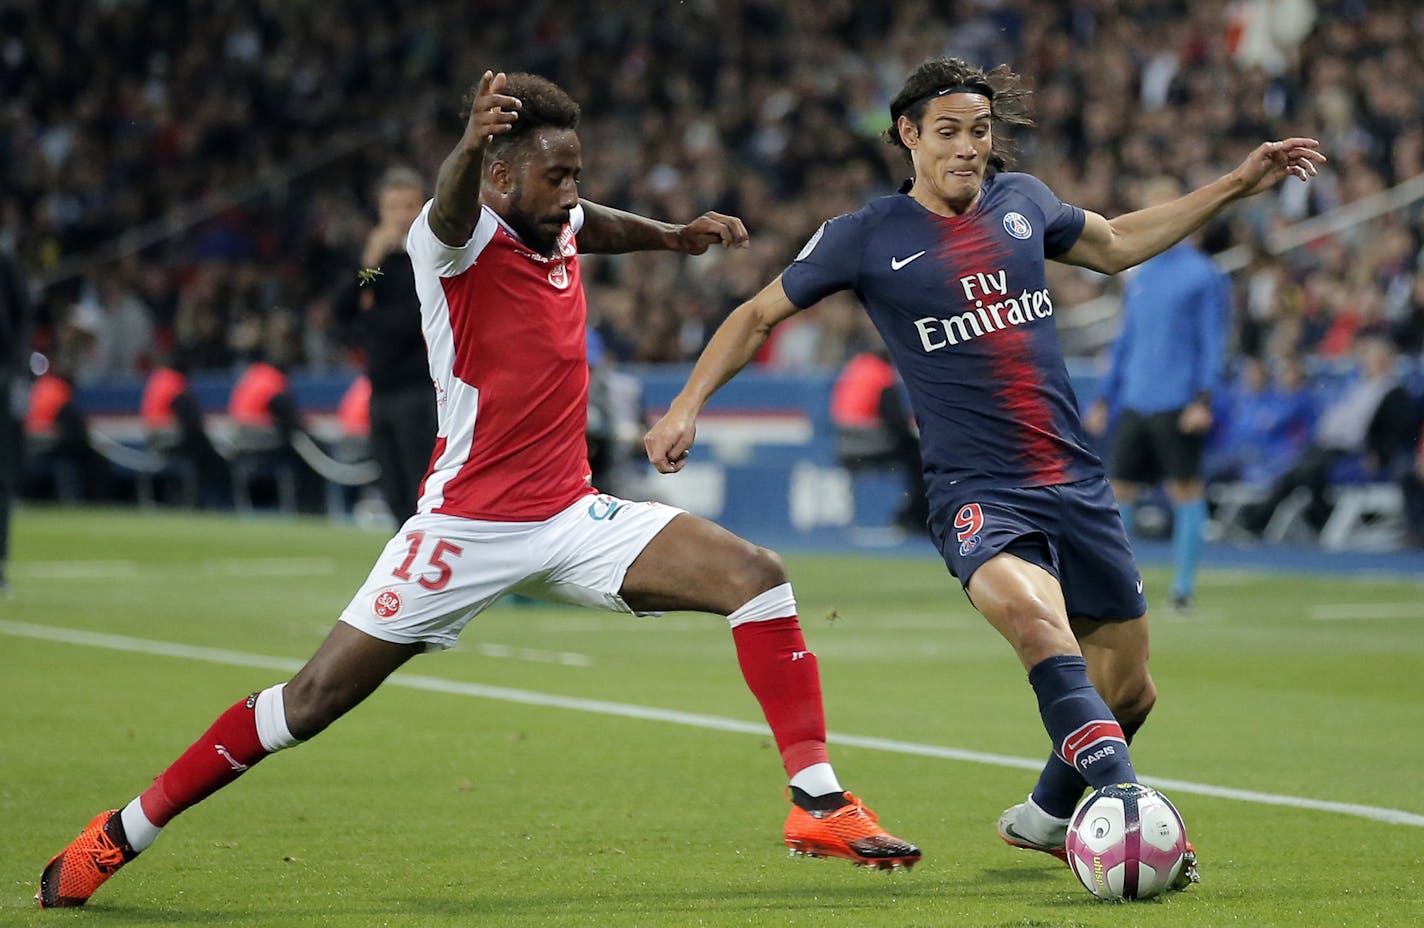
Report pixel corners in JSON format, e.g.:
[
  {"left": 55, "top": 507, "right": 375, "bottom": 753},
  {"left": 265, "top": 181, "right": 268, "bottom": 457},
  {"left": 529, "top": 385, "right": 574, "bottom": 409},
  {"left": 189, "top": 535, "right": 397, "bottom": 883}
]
[
  {"left": 674, "top": 212, "right": 750, "bottom": 254},
  {"left": 1178, "top": 400, "right": 1212, "bottom": 435},
  {"left": 1230, "top": 138, "right": 1327, "bottom": 198},
  {"left": 644, "top": 409, "right": 697, "bottom": 474}
]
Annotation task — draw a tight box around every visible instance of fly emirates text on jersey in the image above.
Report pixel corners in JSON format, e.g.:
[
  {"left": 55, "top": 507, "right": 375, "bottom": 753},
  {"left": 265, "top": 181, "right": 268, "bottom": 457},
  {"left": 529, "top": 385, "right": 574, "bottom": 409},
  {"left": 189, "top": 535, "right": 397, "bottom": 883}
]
[{"left": 912, "top": 269, "right": 1054, "bottom": 352}]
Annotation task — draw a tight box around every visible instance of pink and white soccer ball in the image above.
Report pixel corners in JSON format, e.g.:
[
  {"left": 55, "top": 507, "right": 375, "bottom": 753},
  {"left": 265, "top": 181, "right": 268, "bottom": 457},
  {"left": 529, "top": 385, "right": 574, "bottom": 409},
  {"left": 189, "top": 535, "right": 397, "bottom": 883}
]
[{"left": 1065, "top": 783, "right": 1189, "bottom": 900}]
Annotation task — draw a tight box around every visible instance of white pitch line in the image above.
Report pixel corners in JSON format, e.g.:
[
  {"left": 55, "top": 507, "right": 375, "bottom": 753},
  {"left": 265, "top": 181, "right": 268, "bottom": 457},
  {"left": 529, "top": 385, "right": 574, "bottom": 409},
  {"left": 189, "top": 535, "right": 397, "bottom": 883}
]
[
  {"left": 12, "top": 558, "right": 340, "bottom": 580},
  {"left": 474, "top": 642, "right": 592, "bottom": 667},
  {"left": 1308, "top": 603, "right": 1423, "bottom": 621},
  {"left": 201, "top": 558, "right": 339, "bottom": 578},
  {"left": 14, "top": 560, "right": 141, "bottom": 579},
  {"left": 2, "top": 618, "right": 1421, "bottom": 829}
]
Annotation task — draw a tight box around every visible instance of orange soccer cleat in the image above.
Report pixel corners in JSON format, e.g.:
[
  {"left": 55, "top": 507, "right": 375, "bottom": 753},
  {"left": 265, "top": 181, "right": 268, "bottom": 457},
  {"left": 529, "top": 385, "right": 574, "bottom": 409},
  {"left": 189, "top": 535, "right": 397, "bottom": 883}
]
[
  {"left": 783, "top": 792, "right": 921, "bottom": 870},
  {"left": 37, "top": 810, "right": 138, "bottom": 908}
]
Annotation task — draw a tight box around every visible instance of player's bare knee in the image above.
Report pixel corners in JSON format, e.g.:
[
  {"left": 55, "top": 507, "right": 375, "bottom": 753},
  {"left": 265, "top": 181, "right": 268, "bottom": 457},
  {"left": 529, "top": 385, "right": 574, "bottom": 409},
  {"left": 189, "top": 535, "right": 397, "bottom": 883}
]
[
  {"left": 1004, "top": 603, "right": 1073, "bottom": 663},
  {"left": 727, "top": 544, "right": 789, "bottom": 603}
]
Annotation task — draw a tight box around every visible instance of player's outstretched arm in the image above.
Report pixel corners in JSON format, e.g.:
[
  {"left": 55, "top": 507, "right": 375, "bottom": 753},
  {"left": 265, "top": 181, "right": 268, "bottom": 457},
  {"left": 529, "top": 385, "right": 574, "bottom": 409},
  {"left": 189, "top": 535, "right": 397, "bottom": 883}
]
[
  {"left": 428, "top": 70, "right": 522, "bottom": 247},
  {"left": 1059, "top": 138, "right": 1326, "bottom": 275},
  {"left": 644, "top": 277, "right": 800, "bottom": 474},
  {"left": 577, "top": 202, "right": 749, "bottom": 255}
]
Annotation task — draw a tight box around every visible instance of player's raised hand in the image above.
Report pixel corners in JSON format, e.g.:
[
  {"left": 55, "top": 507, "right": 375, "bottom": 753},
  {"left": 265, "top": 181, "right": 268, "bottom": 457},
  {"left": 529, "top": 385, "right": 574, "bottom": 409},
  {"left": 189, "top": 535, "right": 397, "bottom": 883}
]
[
  {"left": 644, "top": 409, "right": 697, "bottom": 474},
  {"left": 465, "top": 70, "right": 522, "bottom": 147},
  {"left": 1231, "top": 138, "right": 1327, "bottom": 198},
  {"left": 674, "top": 211, "right": 750, "bottom": 254}
]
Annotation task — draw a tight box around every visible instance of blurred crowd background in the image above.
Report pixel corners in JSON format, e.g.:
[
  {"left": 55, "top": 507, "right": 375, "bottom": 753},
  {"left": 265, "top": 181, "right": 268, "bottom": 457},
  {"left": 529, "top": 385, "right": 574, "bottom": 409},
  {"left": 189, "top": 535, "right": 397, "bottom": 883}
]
[{"left": 5, "top": 0, "right": 1424, "bottom": 542}]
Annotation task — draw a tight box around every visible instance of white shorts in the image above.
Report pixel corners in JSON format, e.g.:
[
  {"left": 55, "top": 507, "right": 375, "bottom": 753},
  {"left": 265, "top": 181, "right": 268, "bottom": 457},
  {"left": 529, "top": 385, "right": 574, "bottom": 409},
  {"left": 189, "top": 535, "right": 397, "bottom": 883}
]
[{"left": 339, "top": 494, "right": 684, "bottom": 650}]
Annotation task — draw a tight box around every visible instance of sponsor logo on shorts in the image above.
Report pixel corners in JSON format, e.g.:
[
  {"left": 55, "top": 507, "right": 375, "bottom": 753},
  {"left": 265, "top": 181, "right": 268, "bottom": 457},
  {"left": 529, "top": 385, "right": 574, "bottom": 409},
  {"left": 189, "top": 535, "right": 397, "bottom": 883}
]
[
  {"left": 587, "top": 495, "right": 625, "bottom": 521},
  {"left": 373, "top": 588, "right": 403, "bottom": 620}
]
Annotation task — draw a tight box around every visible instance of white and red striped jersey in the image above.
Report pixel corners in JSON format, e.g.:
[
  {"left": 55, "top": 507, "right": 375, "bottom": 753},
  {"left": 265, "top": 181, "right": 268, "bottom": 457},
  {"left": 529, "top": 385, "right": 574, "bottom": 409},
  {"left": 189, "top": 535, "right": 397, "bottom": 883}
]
[{"left": 405, "top": 200, "right": 596, "bottom": 521}]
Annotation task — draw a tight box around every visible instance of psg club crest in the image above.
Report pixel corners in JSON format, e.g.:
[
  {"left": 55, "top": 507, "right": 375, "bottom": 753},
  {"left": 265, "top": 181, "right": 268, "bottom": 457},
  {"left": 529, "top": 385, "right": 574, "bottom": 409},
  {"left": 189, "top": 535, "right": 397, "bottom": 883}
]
[{"left": 1003, "top": 211, "right": 1033, "bottom": 240}]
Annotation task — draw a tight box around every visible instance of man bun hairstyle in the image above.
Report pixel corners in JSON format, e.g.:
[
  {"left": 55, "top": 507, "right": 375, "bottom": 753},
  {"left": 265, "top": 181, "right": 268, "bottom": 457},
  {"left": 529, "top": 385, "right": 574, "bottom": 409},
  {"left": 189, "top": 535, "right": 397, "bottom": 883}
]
[
  {"left": 466, "top": 72, "right": 580, "bottom": 159},
  {"left": 882, "top": 56, "right": 1033, "bottom": 173}
]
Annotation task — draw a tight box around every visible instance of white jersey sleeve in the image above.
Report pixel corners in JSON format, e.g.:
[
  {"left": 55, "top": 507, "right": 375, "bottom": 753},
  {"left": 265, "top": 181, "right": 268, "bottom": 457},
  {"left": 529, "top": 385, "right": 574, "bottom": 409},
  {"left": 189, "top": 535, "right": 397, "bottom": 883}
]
[
  {"left": 406, "top": 200, "right": 498, "bottom": 278},
  {"left": 406, "top": 201, "right": 586, "bottom": 278}
]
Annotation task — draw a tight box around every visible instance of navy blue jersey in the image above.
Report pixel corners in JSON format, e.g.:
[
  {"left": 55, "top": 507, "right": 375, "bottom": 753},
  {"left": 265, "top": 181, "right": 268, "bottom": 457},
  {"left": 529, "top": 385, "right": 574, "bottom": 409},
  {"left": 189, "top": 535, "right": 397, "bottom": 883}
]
[{"left": 782, "top": 172, "right": 1101, "bottom": 494}]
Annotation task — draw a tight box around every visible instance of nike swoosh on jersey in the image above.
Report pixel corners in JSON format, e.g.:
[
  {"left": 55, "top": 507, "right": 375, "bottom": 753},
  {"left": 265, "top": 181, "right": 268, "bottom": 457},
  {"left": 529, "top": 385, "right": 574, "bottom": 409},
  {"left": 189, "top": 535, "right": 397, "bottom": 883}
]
[{"left": 890, "top": 250, "right": 927, "bottom": 270}]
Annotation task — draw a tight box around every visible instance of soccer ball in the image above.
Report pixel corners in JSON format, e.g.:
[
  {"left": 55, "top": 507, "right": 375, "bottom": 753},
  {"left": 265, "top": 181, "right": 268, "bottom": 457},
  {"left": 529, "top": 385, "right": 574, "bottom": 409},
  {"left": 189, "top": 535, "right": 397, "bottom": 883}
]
[{"left": 1065, "top": 783, "right": 1190, "bottom": 900}]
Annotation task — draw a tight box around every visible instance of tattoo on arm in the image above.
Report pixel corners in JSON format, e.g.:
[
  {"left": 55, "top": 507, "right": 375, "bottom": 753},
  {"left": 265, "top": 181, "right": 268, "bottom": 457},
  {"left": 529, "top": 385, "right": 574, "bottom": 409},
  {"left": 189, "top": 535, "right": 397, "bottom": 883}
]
[{"left": 429, "top": 141, "right": 485, "bottom": 247}]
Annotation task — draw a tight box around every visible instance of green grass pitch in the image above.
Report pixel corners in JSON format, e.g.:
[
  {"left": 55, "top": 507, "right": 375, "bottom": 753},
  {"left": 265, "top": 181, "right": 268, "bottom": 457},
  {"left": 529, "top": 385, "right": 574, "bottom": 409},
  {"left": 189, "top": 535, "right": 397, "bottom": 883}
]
[{"left": 2, "top": 507, "right": 1421, "bottom": 926}]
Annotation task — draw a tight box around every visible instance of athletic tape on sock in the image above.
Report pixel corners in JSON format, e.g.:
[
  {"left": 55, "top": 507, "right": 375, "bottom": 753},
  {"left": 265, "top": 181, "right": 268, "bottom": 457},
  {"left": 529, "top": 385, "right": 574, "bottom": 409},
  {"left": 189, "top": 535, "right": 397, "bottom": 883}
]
[
  {"left": 253, "top": 683, "right": 300, "bottom": 752},
  {"left": 726, "top": 582, "right": 797, "bottom": 628},
  {"left": 789, "top": 761, "right": 843, "bottom": 796},
  {"left": 120, "top": 796, "right": 162, "bottom": 852}
]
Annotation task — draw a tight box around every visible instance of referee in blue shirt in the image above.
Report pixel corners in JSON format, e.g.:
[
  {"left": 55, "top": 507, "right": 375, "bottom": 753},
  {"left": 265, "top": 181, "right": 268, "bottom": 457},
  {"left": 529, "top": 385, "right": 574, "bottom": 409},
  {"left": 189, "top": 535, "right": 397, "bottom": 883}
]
[{"left": 1085, "top": 177, "right": 1229, "bottom": 613}]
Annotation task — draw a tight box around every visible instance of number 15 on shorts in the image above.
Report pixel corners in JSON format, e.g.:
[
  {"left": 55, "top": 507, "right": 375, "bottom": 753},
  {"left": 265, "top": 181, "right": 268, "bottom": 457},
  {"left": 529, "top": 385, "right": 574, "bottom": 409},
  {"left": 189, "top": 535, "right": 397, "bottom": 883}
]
[{"left": 392, "top": 530, "right": 464, "bottom": 591}]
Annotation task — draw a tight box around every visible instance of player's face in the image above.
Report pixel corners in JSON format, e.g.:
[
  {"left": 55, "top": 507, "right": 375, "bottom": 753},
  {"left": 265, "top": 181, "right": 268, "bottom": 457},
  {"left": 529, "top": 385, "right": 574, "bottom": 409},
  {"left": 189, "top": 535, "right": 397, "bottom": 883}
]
[
  {"left": 378, "top": 185, "right": 424, "bottom": 234},
  {"left": 903, "top": 93, "right": 993, "bottom": 215},
  {"left": 505, "top": 128, "right": 582, "bottom": 256}
]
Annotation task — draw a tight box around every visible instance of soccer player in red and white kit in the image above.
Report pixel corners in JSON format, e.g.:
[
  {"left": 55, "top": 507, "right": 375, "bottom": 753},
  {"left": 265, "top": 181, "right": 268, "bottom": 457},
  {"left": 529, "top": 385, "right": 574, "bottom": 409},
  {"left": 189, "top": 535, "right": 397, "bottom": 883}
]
[{"left": 37, "top": 71, "right": 919, "bottom": 909}]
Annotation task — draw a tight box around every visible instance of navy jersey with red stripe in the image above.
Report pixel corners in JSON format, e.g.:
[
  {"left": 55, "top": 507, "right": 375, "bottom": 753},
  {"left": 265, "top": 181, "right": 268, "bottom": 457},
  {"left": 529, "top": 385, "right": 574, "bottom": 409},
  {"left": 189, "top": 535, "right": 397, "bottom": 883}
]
[{"left": 781, "top": 172, "right": 1101, "bottom": 498}]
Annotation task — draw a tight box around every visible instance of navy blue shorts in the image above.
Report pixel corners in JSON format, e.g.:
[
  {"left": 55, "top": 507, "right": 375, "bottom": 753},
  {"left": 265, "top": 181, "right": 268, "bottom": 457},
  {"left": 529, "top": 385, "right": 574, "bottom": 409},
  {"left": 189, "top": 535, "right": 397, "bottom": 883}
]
[{"left": 928, "top": 477, "right": 1147, "bottom": 621}]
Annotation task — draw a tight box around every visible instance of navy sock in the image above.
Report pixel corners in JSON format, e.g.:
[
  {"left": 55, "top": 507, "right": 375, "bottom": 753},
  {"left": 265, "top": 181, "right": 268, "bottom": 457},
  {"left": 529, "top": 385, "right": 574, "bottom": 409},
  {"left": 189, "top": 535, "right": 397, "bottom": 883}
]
[
  {"left": 1027, "top": 655, "right": 1136, "bottom": 806},
  {"left": 1030, "top": 718, "right": 1144, "bottom": 818}
]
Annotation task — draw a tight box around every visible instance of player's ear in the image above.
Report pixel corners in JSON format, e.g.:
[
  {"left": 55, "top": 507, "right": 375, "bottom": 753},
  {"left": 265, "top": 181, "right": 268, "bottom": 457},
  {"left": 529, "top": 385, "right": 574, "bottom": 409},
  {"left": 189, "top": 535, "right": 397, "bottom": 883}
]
[
  {"left": 897, "top": 114, "right": 919, "bottom": 149},
  {"left": 488, "top": 156, "right": 515, "bottom": 195}
]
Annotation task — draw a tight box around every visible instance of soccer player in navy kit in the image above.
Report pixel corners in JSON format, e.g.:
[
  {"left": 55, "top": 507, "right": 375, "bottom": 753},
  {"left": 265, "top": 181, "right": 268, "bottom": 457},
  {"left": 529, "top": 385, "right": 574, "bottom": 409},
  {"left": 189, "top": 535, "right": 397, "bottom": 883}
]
[{"left": 647, "top": 56, "right": 1323, "bottom": 873}]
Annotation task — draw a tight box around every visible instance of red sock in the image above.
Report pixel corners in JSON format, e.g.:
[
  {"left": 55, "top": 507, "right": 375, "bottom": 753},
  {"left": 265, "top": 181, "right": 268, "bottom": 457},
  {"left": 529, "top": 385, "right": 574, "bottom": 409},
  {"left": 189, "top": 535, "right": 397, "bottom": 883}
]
[
  {"left": 731, "top": 616, "right": 829, "bottom": 777},
  {"left": 139, "top": 696, "right": 270, "bottom": 826}
]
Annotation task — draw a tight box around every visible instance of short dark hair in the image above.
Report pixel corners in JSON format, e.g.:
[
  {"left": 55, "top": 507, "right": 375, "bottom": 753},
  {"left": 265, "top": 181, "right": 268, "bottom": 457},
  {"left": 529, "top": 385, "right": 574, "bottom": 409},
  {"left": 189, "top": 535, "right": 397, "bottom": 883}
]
[
  {"left": 376, "top": 165, "right": 424, "bottom": 195},
  {"left": 464, "top": 72, "right": 580, "bottom": 160},
  {"left": 882, "top": 57, "right": 1033, "bottom": 173}
]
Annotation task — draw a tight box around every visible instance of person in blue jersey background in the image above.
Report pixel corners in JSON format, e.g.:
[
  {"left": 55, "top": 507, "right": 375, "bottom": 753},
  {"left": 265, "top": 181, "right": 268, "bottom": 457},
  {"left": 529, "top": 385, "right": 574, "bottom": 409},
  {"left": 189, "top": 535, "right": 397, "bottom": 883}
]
[
  {"left": 1084, "top": 176, "right": 1231, "bottom": 614},
  {"left": 646, "top": 56, "right": 1323, "bottom": 872}
]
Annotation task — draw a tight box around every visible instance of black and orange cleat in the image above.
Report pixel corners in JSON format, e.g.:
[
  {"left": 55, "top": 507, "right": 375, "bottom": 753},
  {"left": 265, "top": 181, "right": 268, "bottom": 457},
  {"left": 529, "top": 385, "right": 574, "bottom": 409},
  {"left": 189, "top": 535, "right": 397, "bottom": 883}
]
[
  {"left": 1170, "top": 842, "right": 1201, "bottom": 891},
  {"left": 784, "top": 792, "right": 921, "bottom": 871},
  {"left": 37, "top": 810, "right": 138, "bottom": 908}
]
